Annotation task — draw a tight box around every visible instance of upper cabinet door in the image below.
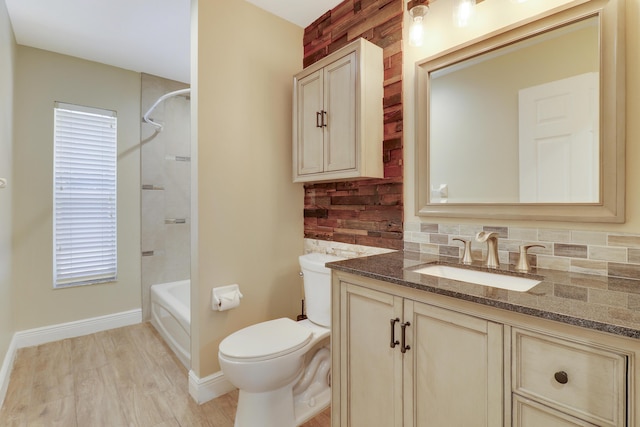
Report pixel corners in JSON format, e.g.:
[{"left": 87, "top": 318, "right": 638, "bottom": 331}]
[
  {"left": 324, "top": 52, "right": 357, "bottom": 173},
  {"left": 296, "top": 69, "right": 324, "bottom": 176},
  {"left": 292, "top": 38, "right": 383, "bottom": 183}
]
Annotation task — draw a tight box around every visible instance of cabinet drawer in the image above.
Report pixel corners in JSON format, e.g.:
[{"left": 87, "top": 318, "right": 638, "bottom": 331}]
[
  {"left": 513, "top": 394, "right": 599, "bottom": 427},
  {"left": 512, "top": 328, "right": 626, "bottom": 426}
]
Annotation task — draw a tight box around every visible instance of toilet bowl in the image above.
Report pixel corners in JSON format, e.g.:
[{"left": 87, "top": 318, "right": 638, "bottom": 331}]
[{"left": 218, "top": 253, "right": 344, "bottom": 427}]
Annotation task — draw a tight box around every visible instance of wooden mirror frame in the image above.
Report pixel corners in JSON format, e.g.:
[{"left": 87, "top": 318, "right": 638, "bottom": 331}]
[{"left": 415, "top": 0, "right": 625, "bottom": 223}]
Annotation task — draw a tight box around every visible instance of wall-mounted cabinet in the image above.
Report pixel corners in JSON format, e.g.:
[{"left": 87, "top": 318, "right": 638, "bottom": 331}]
[{"left": 293, "top": 38, "right": 383, "bottom": 183}]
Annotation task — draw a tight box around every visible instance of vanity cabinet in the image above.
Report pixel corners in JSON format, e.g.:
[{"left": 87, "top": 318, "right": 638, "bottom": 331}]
[
  {"left": 293, "top": 38, "right": 383, "bottom": 183},
  {"left": 331, "top": 270, "right": 637, "bottom": 427},
  {"left": 334, "top": 280, "right": 503, "bottom": 426}
]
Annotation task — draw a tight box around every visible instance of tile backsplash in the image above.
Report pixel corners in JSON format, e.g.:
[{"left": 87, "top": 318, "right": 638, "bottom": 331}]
[{"left": 404, "top": 221, "right": 640, "bottom": 280}]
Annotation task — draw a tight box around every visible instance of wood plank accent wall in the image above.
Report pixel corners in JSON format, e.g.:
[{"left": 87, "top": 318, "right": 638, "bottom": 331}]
[{"left": 302, "top": 0, "right": 404, "bottom": 250}]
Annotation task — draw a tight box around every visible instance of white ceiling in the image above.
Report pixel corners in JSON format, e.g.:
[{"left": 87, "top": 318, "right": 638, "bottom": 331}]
[
  {"left": 5, "top": 0, "right": 343, "bottom": 84},
  {"left": 245, "top": 0, "right": 343, "bottom": 28}
]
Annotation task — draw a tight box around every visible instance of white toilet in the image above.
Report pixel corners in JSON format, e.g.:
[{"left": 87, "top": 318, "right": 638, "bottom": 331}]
[{"left": 218, "top": 252, "right": 344, "bottom": 427}]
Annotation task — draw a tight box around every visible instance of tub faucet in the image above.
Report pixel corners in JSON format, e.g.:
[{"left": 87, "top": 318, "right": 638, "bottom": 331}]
[{"left": 476, "top": 231, "right": 500, "bottom": 269}]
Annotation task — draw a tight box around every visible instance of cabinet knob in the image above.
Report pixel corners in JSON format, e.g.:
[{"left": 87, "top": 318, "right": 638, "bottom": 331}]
[{"left": 554, "top": 371, "right": 569, "bottom": 384}]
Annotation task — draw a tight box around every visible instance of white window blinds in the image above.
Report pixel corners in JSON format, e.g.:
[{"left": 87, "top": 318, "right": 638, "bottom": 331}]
[{"left": 53, "top": 102, "right": 117, "bottom": 288}]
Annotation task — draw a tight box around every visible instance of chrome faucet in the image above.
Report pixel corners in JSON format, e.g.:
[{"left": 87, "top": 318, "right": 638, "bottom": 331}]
[{"left": 476, "top": 231, "right": 500, "bottom": 268}]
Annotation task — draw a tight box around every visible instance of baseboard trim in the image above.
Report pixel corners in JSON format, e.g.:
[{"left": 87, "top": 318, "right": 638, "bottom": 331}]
[
  {"left": 188, "top": 369, "right": 236, "bottom": 404},
  {"left": 13, "top": 308, "right": 142, "bottom": 349},
  {"left": 0, "top": 308, "right": 142, "bottom": 408},
  {"left": 0, "top": 337, "right": 18, "bottom": 411}
]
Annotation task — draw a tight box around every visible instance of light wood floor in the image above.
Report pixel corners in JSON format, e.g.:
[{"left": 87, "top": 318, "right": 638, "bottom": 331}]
[{"left": 0, "top": 322, "right": 330, "bottom": 427}]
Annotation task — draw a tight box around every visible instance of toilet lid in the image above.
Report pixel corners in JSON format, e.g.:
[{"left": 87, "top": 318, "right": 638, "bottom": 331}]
[{"left": 219, "top": 318, "right": 312, "bottom": 361}]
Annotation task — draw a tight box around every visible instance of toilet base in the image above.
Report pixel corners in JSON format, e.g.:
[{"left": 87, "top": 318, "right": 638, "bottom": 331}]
[
  {"left": 294, "top": 387, "right": 330, "bottom": 426},
  {"left": 234, "top": 383, "right": 296, "bottom": 427},
  {"left": 233, "top": 344, "right": 331, "bottom": 427},
  {"left": 233, "top": 385, "right": 330, "bottom": 427},
  {"left": 293, "top": 346, "right": 331, "bottom": 425}
]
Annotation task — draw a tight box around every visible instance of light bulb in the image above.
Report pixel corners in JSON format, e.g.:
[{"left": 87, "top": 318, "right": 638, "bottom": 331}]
[
  {"left": 408, "top": 4, "right": 429, "bottom": 47},
  {"left": 409, "top": 16, "right": 425, "bottom": 47},
  {"left": 453, "top": 0, "right": 476, "bottom": 27}
]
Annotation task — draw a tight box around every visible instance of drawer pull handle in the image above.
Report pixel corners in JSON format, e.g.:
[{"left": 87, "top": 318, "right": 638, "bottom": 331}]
[
  {"left": 390, "top": 318, "right": 400, "bottom": 348},
  {"left": 401, "top": 321, "right": 411, "bottom": 353},
  {"left": 554, "top": 371, "right": 569, "bottom": 384}
]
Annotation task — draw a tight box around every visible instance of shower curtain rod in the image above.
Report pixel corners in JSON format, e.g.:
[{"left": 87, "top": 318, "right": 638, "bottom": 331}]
[{"left": 143, "top": 87, "right": 190, "bottom": 131}]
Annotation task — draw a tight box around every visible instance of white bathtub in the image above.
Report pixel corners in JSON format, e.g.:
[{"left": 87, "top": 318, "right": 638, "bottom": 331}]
[{"left": 150, "top": 279, "right": 190, "bottom": 368}]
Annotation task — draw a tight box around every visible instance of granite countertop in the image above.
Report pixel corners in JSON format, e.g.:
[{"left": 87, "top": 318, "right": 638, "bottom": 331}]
[{"left": 327, "top": 251, "right": 640, "bottom": 340}]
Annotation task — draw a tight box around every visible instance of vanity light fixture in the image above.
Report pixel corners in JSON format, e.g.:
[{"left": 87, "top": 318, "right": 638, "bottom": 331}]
[
  {"left": 453, "top": 0, "right": 476, "bottom": 27},
  {"left": 408, "top": 3, "right": 429, "bottom": 47}
]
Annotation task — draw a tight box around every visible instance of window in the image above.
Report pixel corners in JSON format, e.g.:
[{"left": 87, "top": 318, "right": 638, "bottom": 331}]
[{"left": 53, "top": 102, "right": 117, "bottom": 288}]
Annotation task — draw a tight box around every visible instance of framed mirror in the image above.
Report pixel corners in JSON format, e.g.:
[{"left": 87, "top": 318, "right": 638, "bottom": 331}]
[{"left": 415, "top": 0, "right": 625, "bottom": 222}]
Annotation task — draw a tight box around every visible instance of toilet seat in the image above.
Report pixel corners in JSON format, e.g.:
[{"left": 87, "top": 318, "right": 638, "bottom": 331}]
[{"left": 219, "top": 318, "right": 312, "bottom": 362}]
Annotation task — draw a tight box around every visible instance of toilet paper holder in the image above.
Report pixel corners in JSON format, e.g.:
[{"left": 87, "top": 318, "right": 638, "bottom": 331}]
[{"left": 212, "top": 284, "right": 243, "bottom": 311}]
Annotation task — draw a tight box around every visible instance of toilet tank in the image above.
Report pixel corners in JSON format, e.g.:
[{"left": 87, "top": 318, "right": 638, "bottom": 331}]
[{"left": 299, "top": 253, "right": 345, "bottom": 327}]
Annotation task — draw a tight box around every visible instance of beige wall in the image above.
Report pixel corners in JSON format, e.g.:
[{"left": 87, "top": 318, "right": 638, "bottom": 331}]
[
  {"left": 192, "top": 0, "right": 304, "bottom": 377},
  {"left": 404, "top": 0, "right": 640, "bottom": 232},
  {"left": 12, "top": 46, "right": 141, "bottom": 330},
  {"left": 0, "top": 0, "right": 15, "bottom": 366}
]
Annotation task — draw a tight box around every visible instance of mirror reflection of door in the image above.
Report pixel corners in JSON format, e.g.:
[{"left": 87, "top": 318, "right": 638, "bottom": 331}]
[{"left": 518, "top": 72, "right": 599, "bottom": 203}]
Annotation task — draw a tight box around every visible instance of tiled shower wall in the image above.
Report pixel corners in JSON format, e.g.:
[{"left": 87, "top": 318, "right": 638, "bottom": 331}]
[
  {"left": 404, "top": 221, "right": 640, "bottom": 280},
  {"left": 141, "top": 73, "right": 191, "bottom": 320}
]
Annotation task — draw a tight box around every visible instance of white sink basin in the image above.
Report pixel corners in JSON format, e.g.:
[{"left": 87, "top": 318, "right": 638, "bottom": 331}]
[{"left": 413, "top": 265, "right": 541, "bottom": 292}]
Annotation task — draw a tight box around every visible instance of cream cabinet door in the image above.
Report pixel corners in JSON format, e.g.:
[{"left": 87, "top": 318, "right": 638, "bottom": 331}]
[
  {"left": 403, "top": 300, "right": 504, "bottom": 427},
  {"left": 295, "top": 69, "right": 324, "bottom": 176},
  {"left": 295, "top": 52, "right": 357, "bottom": 176},
  {"left": 339, "top": 283, "right": 403, "bottom": 427},
  {"left": 323, "top": 52, "right": 357, "bottom": 173}
]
